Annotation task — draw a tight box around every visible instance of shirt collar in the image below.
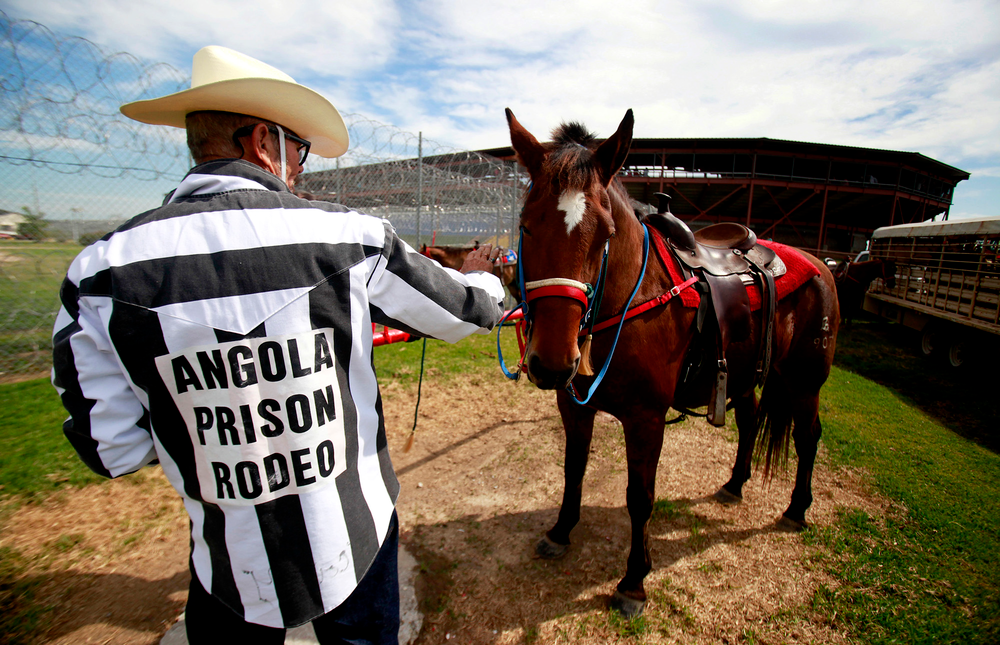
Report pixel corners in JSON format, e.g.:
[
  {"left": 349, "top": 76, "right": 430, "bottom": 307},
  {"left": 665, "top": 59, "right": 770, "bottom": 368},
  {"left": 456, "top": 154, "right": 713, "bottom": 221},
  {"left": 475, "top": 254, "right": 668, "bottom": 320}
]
[{"left": 167, "top": 159, "right": 290, "bottom": 204}]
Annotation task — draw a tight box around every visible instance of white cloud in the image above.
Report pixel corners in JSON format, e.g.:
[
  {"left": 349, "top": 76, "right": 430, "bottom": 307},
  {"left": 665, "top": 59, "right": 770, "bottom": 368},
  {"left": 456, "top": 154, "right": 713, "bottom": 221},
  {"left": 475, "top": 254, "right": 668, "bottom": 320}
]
[
  {"left": 5, "top": 0, "right": 999, "bottom": 216},
  {"left": 4, "top": 0, "right": 401, "bottom": 77}
]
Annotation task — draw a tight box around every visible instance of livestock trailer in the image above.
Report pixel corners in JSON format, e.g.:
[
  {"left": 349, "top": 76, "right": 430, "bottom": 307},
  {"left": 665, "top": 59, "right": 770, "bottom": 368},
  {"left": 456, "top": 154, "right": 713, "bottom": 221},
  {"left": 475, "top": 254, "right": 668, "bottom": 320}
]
[{"left": 864, "top": 215, "right": 1000, "bottom": 368}]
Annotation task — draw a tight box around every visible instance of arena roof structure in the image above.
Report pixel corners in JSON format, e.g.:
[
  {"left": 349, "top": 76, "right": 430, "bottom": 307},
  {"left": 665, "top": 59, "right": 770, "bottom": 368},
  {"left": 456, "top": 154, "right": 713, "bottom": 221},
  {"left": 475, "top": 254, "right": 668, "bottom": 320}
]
[
  {"left": 298, "top": 136, "right": 969, "bottom": 257},
  {"left": 479, "top": 137, "right": 970, "bottom": 258}
]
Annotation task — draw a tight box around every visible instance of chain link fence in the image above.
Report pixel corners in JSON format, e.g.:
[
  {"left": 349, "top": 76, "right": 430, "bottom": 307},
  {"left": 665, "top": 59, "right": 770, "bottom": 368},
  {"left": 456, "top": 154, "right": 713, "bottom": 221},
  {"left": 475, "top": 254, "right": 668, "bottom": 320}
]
[{"left": 0, "top": 11, "right": 522, "bottom": 380}]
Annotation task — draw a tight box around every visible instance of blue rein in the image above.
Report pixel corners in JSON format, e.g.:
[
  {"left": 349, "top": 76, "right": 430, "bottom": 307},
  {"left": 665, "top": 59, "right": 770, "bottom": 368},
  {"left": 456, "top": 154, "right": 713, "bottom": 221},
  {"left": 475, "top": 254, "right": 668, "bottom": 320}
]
[
  {"left": 497, "top": 223, "right": 651, "bottom": 406},
  {"left": 497, "top": 229, "right": 528, "bottom": 380}
]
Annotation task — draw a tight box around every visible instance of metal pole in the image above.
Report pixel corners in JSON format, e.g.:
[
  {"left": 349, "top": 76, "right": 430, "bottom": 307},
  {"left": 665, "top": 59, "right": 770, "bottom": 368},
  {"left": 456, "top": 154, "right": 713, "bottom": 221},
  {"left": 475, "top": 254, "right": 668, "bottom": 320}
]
[
  {"left": 746, "top": 153, "right": 758, "bottom": 225},
  {"left": 495, "top": 159, "right": 503, "bottom": 246},
  {"left": 70, "top": 207, "right": 80, "bottom": 244},
  {"left": 510, "top": 161, "right": 519, "bottom": 249},
  {"left": 817, "top": 187, "right": 829, "bottom": 254},
  {"left": 416, "top": 132, "right": 423, "bottom": 247}
]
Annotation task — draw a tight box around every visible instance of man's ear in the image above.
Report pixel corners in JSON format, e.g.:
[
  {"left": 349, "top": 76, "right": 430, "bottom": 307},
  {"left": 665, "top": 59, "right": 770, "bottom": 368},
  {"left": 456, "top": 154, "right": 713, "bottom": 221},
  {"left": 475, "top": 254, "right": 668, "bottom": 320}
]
[
  {"left": 245, "top": 123, "right": 278, "bottom": 174},
  {"left": 249, "top": 123, "right": 270, "bottom": 157}
]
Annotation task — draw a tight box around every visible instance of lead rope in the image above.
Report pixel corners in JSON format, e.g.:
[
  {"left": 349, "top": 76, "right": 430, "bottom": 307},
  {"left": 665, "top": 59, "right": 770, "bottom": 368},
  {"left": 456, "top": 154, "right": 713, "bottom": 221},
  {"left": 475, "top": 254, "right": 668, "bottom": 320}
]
[
  {"left": 403, "top": 337, "right": 428, "bottom": 453},
  {"left": 578, "top": 239, "right": 611, "bottom": 375},
  {"left": 567, "top": 224, "right": 650, "bottom": 406}
]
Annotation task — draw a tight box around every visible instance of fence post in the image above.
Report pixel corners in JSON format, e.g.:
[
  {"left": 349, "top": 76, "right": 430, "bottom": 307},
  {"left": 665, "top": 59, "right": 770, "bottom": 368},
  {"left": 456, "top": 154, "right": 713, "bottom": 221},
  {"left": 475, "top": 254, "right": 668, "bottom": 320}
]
[
  {"left": 416, "top": 132, "right": 423, "bottom": 248},
  {"left": 509, "top": 160, "right": 519, "bottom": 250}
]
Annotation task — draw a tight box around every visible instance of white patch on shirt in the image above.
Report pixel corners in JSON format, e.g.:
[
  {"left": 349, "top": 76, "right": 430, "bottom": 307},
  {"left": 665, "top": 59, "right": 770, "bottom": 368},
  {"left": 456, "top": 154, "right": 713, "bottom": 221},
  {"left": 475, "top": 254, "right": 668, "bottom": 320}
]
[
  {"left": 154, "top": 328, "right": 347, "bottom": 507},
  {"left": 558, "top": 190, "right": 587, "bottom": 235}
]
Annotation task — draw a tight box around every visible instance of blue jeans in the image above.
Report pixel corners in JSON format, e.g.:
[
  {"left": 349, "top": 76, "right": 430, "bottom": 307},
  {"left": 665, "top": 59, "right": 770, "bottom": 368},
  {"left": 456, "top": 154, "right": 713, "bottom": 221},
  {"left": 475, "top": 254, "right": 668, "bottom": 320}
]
[{"left": 185, "top": 511, "right": 400, "bottom": 645}]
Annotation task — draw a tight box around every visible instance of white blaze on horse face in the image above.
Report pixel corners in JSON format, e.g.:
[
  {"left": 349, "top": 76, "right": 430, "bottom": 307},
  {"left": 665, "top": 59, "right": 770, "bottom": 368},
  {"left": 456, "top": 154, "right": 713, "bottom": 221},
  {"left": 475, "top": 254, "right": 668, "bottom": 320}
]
[{"left": 558, "top": 190, "right": 586, "bottom": 235}]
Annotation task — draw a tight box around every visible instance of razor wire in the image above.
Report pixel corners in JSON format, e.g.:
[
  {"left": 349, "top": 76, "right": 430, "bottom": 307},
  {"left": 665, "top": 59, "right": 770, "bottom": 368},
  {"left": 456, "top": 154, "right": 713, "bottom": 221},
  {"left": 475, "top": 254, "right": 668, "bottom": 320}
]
[{"left": 0, "top": 11, "right": 523, "bottom": 379}]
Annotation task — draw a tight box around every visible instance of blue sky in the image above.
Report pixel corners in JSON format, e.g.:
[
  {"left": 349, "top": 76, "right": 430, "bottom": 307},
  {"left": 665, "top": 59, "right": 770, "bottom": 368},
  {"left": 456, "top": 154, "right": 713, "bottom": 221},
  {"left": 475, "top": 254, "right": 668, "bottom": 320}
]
[{"left": 4, "top": 0, "right": 999, "bottom": 219}]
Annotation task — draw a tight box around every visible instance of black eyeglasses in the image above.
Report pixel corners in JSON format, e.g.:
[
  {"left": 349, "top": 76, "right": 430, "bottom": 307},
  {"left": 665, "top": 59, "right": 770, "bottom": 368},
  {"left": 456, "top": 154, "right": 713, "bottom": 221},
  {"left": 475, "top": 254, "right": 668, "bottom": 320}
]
[{"left": 232, "top": 124, "right": 311, "bottom": 166}]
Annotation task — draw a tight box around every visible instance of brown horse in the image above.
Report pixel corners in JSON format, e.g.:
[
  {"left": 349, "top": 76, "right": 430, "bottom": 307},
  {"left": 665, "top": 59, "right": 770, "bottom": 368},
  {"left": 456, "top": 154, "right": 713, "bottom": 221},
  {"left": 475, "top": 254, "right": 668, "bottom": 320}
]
[
  {"left": 505, "top": 109, "right": 840, "bottom": 617},
  {"left": 421, "top": 243, "right": 522, "bottom": 301},
  {"left": 834, "top": 258, "right": 896, "bottom": 324}
]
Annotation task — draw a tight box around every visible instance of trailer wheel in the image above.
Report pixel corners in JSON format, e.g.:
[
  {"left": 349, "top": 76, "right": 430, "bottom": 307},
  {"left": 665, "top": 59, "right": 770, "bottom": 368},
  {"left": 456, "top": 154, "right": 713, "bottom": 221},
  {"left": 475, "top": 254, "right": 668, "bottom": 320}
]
[
  {"left": 920, "top": 326, "right": 939, "bottom": 357},
  {"left": 946, "top": 337, "right": 966, "bottom": 368}
]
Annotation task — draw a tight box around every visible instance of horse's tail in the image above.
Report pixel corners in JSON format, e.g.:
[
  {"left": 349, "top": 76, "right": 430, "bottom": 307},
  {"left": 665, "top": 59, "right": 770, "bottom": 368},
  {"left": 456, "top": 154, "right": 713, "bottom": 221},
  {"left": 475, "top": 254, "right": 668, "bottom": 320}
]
[{"left": 752, "top": 373, "right": 793, "bottom": 479}]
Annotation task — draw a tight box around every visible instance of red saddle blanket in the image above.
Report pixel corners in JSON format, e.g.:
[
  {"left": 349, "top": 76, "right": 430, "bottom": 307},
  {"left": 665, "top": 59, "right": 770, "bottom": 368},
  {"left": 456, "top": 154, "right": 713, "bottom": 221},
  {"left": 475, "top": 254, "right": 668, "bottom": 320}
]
[{"left": 650, "top": 227, "right": 821, "bottom": 311}]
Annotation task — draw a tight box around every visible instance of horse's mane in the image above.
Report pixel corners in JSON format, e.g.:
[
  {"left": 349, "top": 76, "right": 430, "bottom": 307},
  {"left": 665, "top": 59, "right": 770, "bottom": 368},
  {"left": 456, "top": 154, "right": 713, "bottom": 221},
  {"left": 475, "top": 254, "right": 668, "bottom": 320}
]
[
  {"left": 543, "top": 121, "right": 631, "bottom": 212},
  {"left": 552, "top": 122, "right": 598, "bottom": 148},
  {"left": 544, "top": 122, "right": 600, "bottom": 192}
]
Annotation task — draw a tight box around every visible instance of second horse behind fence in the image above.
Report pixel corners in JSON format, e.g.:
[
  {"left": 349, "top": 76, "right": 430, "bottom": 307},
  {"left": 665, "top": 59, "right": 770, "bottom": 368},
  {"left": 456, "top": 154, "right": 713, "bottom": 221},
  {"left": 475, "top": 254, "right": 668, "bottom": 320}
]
[{"left": 421, "top": 242, "right": 521, "bottom": 301}]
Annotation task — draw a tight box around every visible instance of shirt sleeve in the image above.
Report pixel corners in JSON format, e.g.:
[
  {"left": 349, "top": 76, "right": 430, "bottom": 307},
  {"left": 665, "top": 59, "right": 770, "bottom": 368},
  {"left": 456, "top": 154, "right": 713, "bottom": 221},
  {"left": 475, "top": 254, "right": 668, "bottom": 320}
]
[
  {"left": 367, "top": 222, "right": 505, "bottom": 343},
  {"left": 52, "top": 278, "right": 156, "bottom": 479}
]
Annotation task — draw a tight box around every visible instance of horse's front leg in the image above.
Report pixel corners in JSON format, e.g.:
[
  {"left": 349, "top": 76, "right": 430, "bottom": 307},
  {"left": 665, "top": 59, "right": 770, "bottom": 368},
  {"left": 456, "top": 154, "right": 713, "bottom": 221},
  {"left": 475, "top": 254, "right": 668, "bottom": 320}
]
[
  {"left": 536, "top": 390, "right": 597, "bottom": 558},
  {"left": 611, "top": 409, "right": 666, "bottom": 618},
  {"left": 715, "top": 390, "right": 758, "bottom": 503}
]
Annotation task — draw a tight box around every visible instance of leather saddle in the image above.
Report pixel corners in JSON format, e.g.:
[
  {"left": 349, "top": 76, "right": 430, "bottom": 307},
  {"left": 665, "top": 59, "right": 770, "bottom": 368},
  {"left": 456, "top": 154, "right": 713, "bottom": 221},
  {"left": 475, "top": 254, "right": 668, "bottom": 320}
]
[
  {"left": 647, "top": 193, "right": 780, "bottom": 426},
  {"left": 654, "top": 208, "right": 785, "bottom": 281}
]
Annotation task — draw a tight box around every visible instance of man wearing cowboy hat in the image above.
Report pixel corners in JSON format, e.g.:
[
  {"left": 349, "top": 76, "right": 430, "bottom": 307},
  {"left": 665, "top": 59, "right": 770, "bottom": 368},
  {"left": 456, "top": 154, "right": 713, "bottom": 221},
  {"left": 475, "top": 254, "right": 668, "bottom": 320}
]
[{"left": 52, "top": 46, "right": 505, "bottom": 644}]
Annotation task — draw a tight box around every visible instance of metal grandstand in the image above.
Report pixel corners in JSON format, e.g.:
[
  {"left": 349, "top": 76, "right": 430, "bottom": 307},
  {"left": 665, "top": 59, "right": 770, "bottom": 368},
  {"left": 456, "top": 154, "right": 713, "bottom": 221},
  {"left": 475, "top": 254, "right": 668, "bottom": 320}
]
[{"left": 480, "top": 136, "right": 970, "bottom": 259}]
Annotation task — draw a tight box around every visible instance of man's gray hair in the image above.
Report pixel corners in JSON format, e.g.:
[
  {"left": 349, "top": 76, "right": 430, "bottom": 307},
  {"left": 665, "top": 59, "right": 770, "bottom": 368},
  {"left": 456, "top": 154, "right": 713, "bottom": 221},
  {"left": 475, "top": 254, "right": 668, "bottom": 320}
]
[{"left": 186, "top": 111, "right": 273, "bottom": 163}]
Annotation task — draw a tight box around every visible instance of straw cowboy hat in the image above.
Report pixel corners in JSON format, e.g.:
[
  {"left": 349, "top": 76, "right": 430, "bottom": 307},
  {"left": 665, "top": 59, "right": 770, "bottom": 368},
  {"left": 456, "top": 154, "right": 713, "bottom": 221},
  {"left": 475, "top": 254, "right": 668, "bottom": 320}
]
[{"left": 120, "top": 46, "right": 349, "bottom": 158}]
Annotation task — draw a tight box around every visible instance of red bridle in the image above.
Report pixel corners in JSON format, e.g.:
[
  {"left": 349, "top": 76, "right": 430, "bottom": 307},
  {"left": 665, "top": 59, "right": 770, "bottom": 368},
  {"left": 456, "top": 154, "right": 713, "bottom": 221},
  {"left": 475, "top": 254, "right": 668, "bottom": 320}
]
[{"left": 523, "top": 280, "right": 591, "bottom": 309}]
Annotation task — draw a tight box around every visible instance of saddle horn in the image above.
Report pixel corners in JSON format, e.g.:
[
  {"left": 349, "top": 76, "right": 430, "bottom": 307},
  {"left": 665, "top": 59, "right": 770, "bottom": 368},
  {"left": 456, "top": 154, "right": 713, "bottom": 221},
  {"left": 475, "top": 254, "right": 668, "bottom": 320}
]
[
  {"left": 651, "top": 192, "right": 697, "bottom": 252},
  {"left": 654, "top": 192, "right": 672, "bottom": 215}
]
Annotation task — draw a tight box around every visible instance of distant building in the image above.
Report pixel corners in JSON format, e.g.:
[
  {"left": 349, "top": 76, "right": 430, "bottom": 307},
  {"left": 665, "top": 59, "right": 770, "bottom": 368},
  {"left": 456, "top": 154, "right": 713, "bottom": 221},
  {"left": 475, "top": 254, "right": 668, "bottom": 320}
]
[
  {"left": 0, "top": 210, "right": 26, "bottom": 236},
  {"left": 480, "top": 136, "right": 970, "bottom": 257},
  {"left": 297, "top": 136, "right": 970, "bottom": 258}
]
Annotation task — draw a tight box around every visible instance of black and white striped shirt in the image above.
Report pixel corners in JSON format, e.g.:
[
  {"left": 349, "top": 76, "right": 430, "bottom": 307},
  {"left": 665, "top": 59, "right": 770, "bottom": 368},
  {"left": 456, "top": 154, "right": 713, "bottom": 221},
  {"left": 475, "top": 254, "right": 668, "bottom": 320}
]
[{"left": 51, "top": 159, "right": 504, "bottom": 628}]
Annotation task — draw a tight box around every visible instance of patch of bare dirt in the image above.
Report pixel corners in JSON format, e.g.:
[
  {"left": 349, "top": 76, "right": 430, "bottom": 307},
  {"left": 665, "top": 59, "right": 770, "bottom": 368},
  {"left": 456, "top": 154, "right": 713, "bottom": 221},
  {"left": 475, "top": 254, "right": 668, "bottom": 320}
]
[
  {"left": 0, "top": 370, "right": 51, "bottom": 385},
  {"left": 1, "top": 375, "right": 889, "bottom": 644},
  {"left": 1, "top": 470, "right": 189, "bottom": 644},
  {"left": 388, "top": 378, "right": 888, "bottom": 644}
]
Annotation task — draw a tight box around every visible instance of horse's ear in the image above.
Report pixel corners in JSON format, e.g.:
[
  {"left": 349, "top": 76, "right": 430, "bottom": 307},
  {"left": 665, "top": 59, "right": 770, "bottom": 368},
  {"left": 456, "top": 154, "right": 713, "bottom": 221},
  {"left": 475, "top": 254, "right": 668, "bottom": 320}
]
[
  {"left": 594, "top": 109, "right": 634, "bottom": 187},
  {"left": 506, "top": 108, "right": 545, "bottom": 176}
]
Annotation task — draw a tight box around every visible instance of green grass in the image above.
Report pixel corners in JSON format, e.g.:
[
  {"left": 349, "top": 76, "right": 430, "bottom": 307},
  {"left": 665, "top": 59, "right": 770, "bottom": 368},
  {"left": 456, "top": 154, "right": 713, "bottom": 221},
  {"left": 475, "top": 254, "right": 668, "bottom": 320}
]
[
  {"left": 0, "top": 242, "right": 79, "bottom": 377},
  {"left": 0, "top": 378, "right": 104, "bottom": 505},
  {"left": 372, "top": 323, "right": 522, "bottom": 385},
  {"left": 808, "top": 320, "right": 1000, "bottom": 644}
]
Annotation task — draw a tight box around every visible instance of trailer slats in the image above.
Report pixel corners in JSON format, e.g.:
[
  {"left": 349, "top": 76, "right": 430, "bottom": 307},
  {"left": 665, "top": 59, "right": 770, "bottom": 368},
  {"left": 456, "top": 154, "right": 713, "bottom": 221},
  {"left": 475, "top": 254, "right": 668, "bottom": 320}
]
[{"left": 866, "top": 216, "right": 1000, "bottom": 339}]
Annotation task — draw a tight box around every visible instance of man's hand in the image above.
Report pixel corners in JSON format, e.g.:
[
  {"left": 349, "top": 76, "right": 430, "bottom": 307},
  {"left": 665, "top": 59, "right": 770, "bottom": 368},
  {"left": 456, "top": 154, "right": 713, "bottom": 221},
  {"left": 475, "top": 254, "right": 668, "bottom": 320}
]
[{"left": 460, "top": 243, "right": 502, "bottom": 274}]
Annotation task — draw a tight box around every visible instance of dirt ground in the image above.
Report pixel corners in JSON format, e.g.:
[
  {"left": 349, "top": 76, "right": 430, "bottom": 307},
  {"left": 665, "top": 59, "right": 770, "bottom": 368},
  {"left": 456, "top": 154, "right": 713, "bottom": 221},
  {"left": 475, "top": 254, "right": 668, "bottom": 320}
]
[{"left": 1, "top": 374, "right": 888, "bottom": 644}]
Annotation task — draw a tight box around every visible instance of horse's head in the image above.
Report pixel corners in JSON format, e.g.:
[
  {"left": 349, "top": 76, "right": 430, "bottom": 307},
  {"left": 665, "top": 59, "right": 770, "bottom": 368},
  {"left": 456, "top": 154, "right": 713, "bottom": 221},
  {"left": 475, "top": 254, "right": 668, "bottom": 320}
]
[
  {"left": 507, "top": 108, "right": 634, "bottom": 389},
  {"left": 422, "top": 245, "right": 471, "bottom": 271}
]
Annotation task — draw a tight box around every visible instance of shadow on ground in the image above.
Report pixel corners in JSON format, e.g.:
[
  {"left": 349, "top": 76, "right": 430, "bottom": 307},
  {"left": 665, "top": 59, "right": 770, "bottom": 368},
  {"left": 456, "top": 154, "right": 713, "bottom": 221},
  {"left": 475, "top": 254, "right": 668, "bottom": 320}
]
[
  {"left": 404, "top": 497, "right": 787, "bottom": 644},
  {"left": 24, "top": 569, "right": 188, "bottom": 643},
  {"left": 834, "top": 318, "right": 997, "bottom": 453}
]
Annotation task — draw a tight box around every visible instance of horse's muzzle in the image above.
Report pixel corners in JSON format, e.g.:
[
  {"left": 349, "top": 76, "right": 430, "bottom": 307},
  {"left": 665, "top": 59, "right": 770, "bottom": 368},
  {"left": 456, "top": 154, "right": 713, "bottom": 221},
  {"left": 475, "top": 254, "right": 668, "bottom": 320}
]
[
  {"left": 521, "top": 299, "right": 585, "bottom": 390},
  {"left": 525, "top": 352, "right": 579, "bottom": 390}
]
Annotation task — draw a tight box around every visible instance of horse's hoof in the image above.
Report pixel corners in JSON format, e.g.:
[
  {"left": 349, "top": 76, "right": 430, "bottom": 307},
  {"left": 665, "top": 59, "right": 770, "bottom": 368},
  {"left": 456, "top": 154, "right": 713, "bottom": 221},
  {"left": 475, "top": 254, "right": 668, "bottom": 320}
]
[
  {"left": 775, "top": 514, "right": 807, "bottom": 532},
  {"left": 609, "top": 590, "right": 646, "bottom": 618},
  {"left": 712, "top": 486, "right": 743, "bottom": 505},
  {"left": 535, "top": 535, "right": 569, "bottom": 559}
]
